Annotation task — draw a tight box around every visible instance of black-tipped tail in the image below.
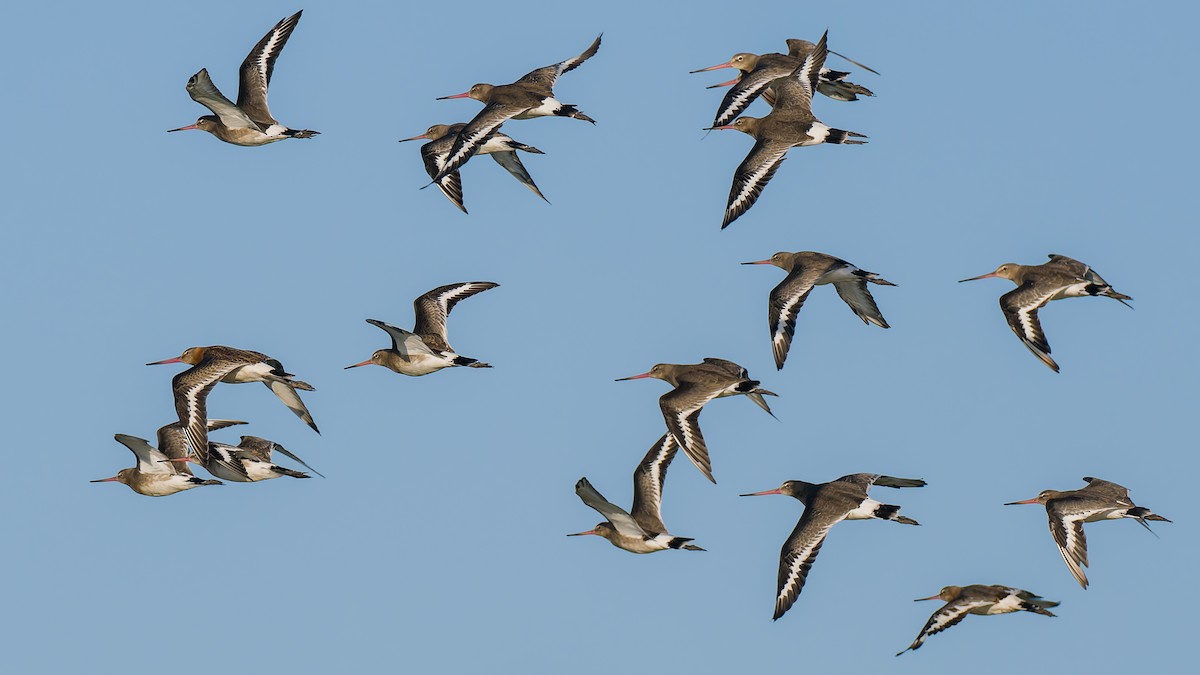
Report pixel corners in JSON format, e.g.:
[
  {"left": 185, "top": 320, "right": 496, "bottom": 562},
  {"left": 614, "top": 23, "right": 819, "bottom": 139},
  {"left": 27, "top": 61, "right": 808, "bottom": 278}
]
[
  {"left": 875, "top": 503, "right": 919, "bottom": 525},
  {"left": 667, "top": 537, "right": 697, "bottom": 549},
  {"left": 285, "top": 129, "right": 320, "bottom": 139},
  {"left": 558, "top": 104, "right": 596, "bottom": 124},
  {"left": 827, "top": 128, "right": 868, "bottom": 145},
  {"left": 452, "top": 354, "right": 492, "bottom": 368}
]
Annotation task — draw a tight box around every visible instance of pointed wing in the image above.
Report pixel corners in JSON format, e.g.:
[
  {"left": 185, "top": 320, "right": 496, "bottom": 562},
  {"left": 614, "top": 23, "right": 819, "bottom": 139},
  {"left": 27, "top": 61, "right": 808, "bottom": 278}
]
[
  {"left": 420, "top": 136, "right": 468, "bottom": 213},
  {"left": 774, "top": 507, "right": 846, "bottom": 620},
  {"left": 411, "top": 282, "right": 499, "bottom": 348},
  {"left": 1047, "top": 504, "right": 1091, "bottom": 589},
  {"left": 768, "top": 31, "right": 827, "bottom": 118},
  {"left": 233, "top": 435, "right": 276, "bottom": 462},
  {"left": 1000, "top": 283, "right": 1060, "bottom": 372},
  {"left": 629, "top": 435, "right": 681, "bottom": 535},
  {"left": 185, "top": 69, "right": 259, "bottom": 130},
  {"left": 711, "top": 56, "right": 796, "bottom": 128},
  {"left": 767, "top": 264, "right": 826, "bottom": 369},
  {"left": 722, "top": 138, "right": 790, "bottom": 229},
  {"left": 870, "top": 475, "right": 927, "bottom": 489},
  {"left": 262, "top": 379, "right": 318, "bottom": 433},
  {"left": 659, "top": 383, "right": 723, "bottom": 484},
  {"left": 171, "top": 360, "right": 245, "bottom": 462},
  {"left": 489, "top": 151, "right": 549, "bottom": 202},
  {"left": 898, "top": 599, "right": 992, "bottom": 654},
  {"left": 434, "top": 104, "right": 525, "bottom": 182},
  {"left": 251, "top": 437, "right": 324, "bottom": 478},
  {"left": 832, "top": 277, "right": 889, "bottom": 328},
  {"left": 699, "top": 357, "right": 747, "bottom": 377},
  {"left": 1080, "top": 477, "right": 1134, "bottom": 504},
  {"left": 237, "top": 10, "right": 302, "bottom": 128},
  {"left": 516, "top": 34, "right": 602, "bottom": 90},
  {"left": 574, "top": 477, "right": 644, "bottom": 539},
  {"left": 366, "top": 319, "right": 437, "bottom": 357},
  {"left": 1044, "top": 254, "right": 1091, "bottom": 279},
  {"left": 114, "top": 434, "right": 172, "bottom": 475},
  {"left": 156, "top": 419, "right": 247, "bottom": 475},
  {"left": 207, "top": 443, "right": 252, "bottom": 479}
]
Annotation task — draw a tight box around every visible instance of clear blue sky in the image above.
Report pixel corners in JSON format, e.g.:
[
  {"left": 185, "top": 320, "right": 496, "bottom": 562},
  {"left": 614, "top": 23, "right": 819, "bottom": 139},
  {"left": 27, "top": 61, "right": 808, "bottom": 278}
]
[{"left": 1, "top": 1, "right": 1195, "bottom": 672}]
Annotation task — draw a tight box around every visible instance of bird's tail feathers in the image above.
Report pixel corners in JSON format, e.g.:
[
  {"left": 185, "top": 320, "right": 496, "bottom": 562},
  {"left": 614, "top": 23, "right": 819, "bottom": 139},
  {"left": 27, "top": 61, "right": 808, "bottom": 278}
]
[{"left": 826, "top": 128, "right": 869, "bottom": 145}]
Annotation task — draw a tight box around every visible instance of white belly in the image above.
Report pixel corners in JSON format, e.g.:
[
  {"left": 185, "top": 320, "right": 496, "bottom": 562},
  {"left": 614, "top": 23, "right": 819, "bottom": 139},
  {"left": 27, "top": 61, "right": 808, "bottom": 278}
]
[
  {"left": 135, "top": 475, "right": 196, "bottom": 497},
  {"left": 845, "top": 498, "right": 879, "bottom": 520},
  {"left": 798, "top": 123, "right": 831, "bottom": 146},
  {"left": 222, "top": 362, "right": 275, "bottom": 384},
  {"left": 985, "top": 595, "right": 1024, "bottom": 615},
  {"left": 514, "top": 97, "right": 561, "bottom": 119},
  {"left": 387, "top": 353, "right": 455, "bottom": 376}
]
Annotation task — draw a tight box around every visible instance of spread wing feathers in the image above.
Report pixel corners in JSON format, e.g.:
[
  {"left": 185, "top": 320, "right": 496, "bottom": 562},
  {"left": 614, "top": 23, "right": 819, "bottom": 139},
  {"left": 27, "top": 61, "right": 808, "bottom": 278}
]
[
  {"left": 660, "top": 384, "right": 723, "bottom": 484},
  {"left": 1080, "top": 477, "right": 1134, "bottom": 504},
  {"left": 898, "top": 599, "right": 993, "bottom": 654},
  {"left": 1044, "top": 254, "right": 1092, "bottom": 278},
  {"left": 171, "top": 360, "right": 246, "bottom": 462},
  {"left": 575, "top": 477, "right": 645, "bottom": 539},
  {"left": 232, "top": 435, "right": 277, "bottom": 462},
  {"left": 1048, "top": 508, "right": 1091, "bottom": 589},
  {"left": 114, "top": 434, "right": 173, "bottom": 475},
  {"left": 366, "top": 319, "right": 437, "bottom": 357},
  {"left": 156, "top": 419, "right": 247, "bottom": 475},
  {"left": 263, "top": 379, "right": 319, "bottom": 433},
  {"left": 832, "top": 277, "right": 890, "bottom": 328},
  {"left": 412, "top": 281, "right": 499, "bottom": 345},
  {"left": 490, "top": 151, "right": 549, "bottom": 202},
  {"left": 237, "top": 10, "right": 302, "bottom": 127},
  {"left": 207, "top": 443, "right": 252, "bottom": 479},
  {"left": 421, "top": 139, "right": 468, "bottom": 213},
  {"left": 869, "top": 475, "right": 928, "bottom": 489},
  {"left": 517, "top": 34, "right": 602, "bottom": 89},
  {"left": 768, "top": 267, "right": 824, "bottom": 369},
  {"left": 258, "top": 439, "right": 324, "bottom": 478},
  {"left": 769, "top": 31, "right": 828, "bottom": 117},
  {"left": 630, "top": 434, "right": 681, "bottom": 535},
  {"left": 186, "top": 69, "right": 258, "bottom": 130},
  {"left": 435, "top": 105, "right": 521, "bottom": 183},
  {"left": 774, "top": 510, "right": 843, "bottom": 620},
  {"left": 1000, "top": 284, "right": 1060, "bottom": 372},
  {"left": 712, "top": 65, "right": 788, "bottom": 127},
  {"left": 723, "top": 141, "right": 790, "bottom": 229},
  {"left": 834, "top": 473, "right": 898, "bottom": 490},
  {"left": 700, "top": 357, "right": 748, "bottom": 377}
]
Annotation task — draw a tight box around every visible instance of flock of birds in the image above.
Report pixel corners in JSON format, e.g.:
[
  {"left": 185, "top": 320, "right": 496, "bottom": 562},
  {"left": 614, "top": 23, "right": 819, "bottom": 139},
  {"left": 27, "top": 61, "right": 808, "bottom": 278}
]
[{"left": 105, "top": 9, "right": 1165, "bottom": 657}]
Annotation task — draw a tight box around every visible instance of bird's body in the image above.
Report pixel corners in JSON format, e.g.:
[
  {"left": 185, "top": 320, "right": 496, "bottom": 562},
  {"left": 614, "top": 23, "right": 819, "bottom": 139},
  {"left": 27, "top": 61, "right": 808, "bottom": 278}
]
[
  {"left": 148, "top": 345, "right": 318, "bottom": 462},
  {"left": 191, "top": 435, "right": 316, "bottom": 482},
  {"left": 897, "top": 584, "right": 1058, "bottom": 655},
  {"left": 91, "top": 433, "right": 223, "bottom": 497},
  {"left": 402, "top": 123, "right": 548, "bottom": 212},
  {"left": 433, "top": 35, "right": 601, "bottom": 182},
  {"left": 569, "top": 435, "right": 704, "bottom": 554},
  {"left": 741, "top": 474, "right": 924, "bottom": 620},
  {"left": 1006, "top": 477, "right": 1169, "bottom": 588},
  {"left": 960, "top": 254, "right": 1132, "bottom": 372},
  {"left": 693, "top": 37, "right": 875, "bottom": 127},
  {"left": 346, "top": 282, "right": 498, "bottom": 376},
  {"left": 617, "top": 358, "right": 776, "bottom": 483},
  {"left": 169, "top": 11, "right": 318, "bottom": 145},
  {"left": 708, "top": 32, "right": 867, "bottom": 229},
  {"left": 743, "top": 251, "right": 894, "bottom": 369}
]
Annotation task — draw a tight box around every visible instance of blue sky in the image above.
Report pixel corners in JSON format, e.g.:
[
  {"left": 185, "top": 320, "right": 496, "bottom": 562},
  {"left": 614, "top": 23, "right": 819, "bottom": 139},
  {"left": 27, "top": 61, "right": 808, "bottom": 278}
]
[{"left": 1, "top": 1, "right": 1195, "bottom": 672}]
